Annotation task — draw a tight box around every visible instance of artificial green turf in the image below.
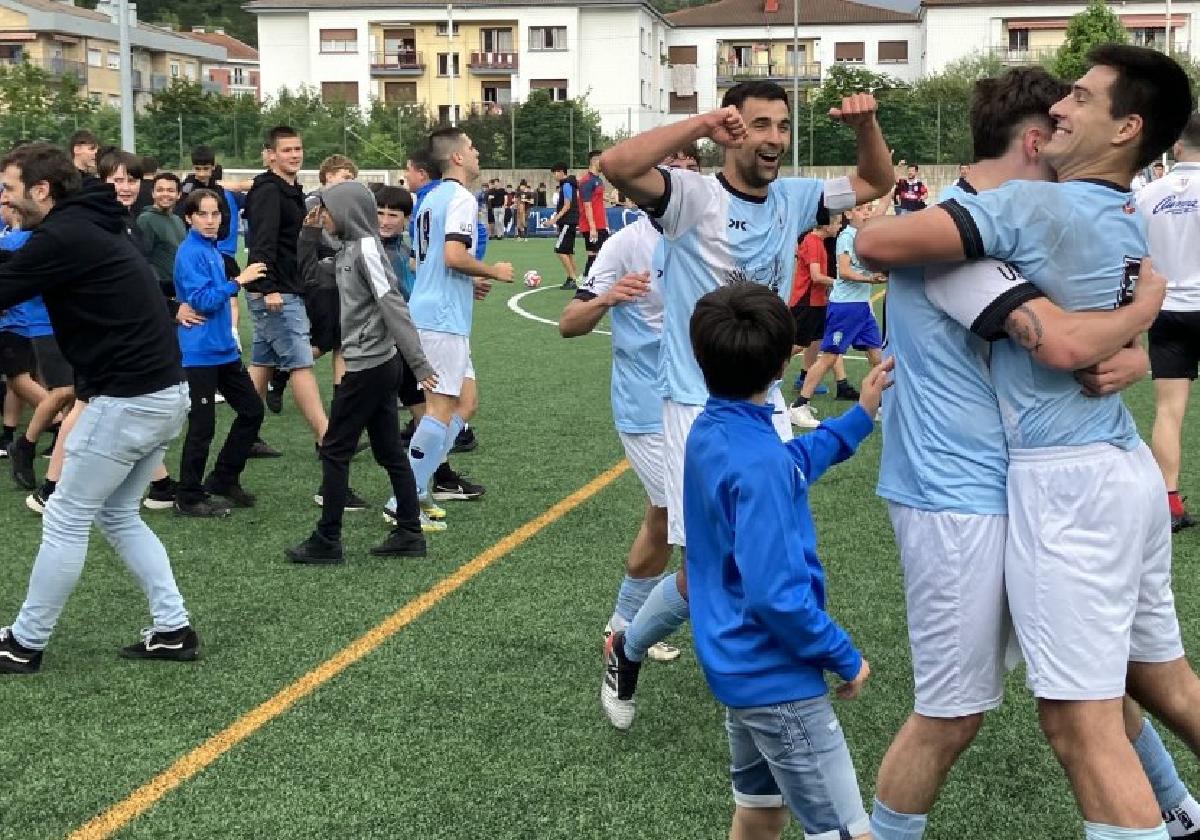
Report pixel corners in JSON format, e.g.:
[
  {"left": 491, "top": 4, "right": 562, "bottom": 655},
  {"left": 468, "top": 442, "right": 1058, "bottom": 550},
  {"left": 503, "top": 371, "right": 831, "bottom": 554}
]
[{"left": 0, "top": 237, "right": 1198, "bottom": 839}]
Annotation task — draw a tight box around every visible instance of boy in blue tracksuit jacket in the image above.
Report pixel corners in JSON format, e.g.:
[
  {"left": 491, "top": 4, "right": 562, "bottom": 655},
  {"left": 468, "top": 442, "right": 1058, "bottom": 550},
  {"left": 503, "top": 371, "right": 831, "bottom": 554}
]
[
  {"left": 681, "top": 283, "right": 891, "bottom": 840},
  {"left": 171, "top": 188, "right": 267, "bottom": 516}
]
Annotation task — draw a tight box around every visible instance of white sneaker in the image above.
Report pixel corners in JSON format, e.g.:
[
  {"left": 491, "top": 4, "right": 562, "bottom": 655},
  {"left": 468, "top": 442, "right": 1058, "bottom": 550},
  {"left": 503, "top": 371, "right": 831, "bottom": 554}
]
[
  {"left": 646, "top": 641, "right": 682, "bottom": 662},
  {"left": 789, "top": 403, "right": 820, "bottom": 429}
]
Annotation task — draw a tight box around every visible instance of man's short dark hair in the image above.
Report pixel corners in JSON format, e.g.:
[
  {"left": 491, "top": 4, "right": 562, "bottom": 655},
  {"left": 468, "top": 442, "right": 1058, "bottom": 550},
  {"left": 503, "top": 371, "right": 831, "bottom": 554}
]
[
  {"left": 183, "top": 187, "right": 221, "bottom": 216},
  {"left": 97, "top": 148, "right": 143, "bottom": 181},
  {"left": 690, "top": 284, "right": 794, "bottom": 400},
  {"left": 375, "top": 185, "right": 413, "bottom": 215},
  {"left": 68, "top": 129, "right": 98, "bottom": 151},
  {"left": 141, "top": 155, "right": 159, "bottom": 174},
  {"left": 1, "top": 142, "right": 81, "bottom": 202},
  {"left": 152, "top": 171, "right": 181, "bottom": 189},
  {"left": 970, "top": 66, "right": 1069, "bottom": 161},
  {"left": 907, "top": 164, "right": 919, "bottom": 172},
  {"left": 721, "top": 81, "right": 790, "bottom": 111},
  {"left": 588, "top": 149, "right": 602, "bottom": 162},
  {"left": 428, "top": 126, "right": 468, "bottom": 172},
  {"left": 407, "top": 148, "right": 441, "bottom": 181},
  {"left": 191, "top": 145, "right": 216, "bottom": 166},
  {"left": 264, "top": 125, "right": 300, "bottom": 151},
  {"left": 1088, "top": 44, "right": 1195, "bottom": 169},
  {"left": 551, "top": 162, "right": 568, "bottom": 174}
]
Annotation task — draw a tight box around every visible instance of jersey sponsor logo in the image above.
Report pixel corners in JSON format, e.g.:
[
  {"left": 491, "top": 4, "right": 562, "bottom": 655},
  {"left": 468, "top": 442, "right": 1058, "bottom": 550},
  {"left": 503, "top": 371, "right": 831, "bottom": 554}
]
[
  {"left": 728, "top": 219, "right": 748, "bottom": 231},
  {"left": 1151, "top": 194, "right": 1200, "bottom": 216}
]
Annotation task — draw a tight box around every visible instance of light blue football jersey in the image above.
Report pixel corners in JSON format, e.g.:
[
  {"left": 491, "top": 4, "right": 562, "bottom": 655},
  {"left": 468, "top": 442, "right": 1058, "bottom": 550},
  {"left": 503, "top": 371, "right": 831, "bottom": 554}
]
[
  {"left": 581, "top": 215, "right": 665, "bottom": 434},
  {"left": 408, "top": 180, "right": 479, "bottom": 337},
  {"left": 876, "top": 180, "right": 1013, "bottom": 514},
  {"left": 655, "top": 169, "right": 856, "bottom": 406},
  {"left": 829, "top": 225, "right": 873, "bottom": 304},
  {"left": 944, "top": 180, "right": 1144, "bottom": 450}
]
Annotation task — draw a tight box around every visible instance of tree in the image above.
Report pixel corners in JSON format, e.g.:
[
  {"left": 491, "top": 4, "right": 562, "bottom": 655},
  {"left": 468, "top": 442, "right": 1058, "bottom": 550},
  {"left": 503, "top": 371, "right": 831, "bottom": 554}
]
[
  {"left": 511, "top": 90, "right": 603, "bottom": 169},
  {"left": 0, "top": 61, "right": 116, "bottom": 150},
  {"left": 1053, "top": 0, "right": 1128, "bottom": 81}
]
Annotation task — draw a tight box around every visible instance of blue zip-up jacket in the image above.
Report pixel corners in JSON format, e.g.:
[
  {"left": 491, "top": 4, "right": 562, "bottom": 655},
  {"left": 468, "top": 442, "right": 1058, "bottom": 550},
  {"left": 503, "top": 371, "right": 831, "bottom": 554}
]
[
  {"left": 381, "top": 234, "right": 415, "bottom": 300},
  {"left": 0, "top": 231, "right": 53, "bottom": 338},
  {"left": 684, "top": 398, "right": 874, "bottom": 708},
  {"left": 173, "top": 228, "right": 241, "bottom": 368},
  {"left": 410, "top": 178, "right": 488, "bottom": 265}
]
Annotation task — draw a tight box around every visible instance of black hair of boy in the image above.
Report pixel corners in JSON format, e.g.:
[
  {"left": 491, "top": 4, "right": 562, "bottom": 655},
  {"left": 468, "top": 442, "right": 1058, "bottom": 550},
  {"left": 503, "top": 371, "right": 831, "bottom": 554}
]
[
  {"left": 374, "top": 185, "right": 413, "bottom": 215},
  {"left": 191, "top": 145, "right": 216, "bottom": 167},
  {"left": 152, "top": 172, "right": 181, "bottom": 190},
  {"left": 691, "top": 284, "right": 795, "bottom": 400}
]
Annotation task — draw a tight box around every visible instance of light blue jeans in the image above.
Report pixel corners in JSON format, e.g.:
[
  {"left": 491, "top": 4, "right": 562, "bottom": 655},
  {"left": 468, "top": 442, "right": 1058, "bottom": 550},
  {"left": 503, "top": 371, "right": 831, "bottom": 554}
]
[{"left": 11, "top": 384, "right": 191, "bottom": 650}]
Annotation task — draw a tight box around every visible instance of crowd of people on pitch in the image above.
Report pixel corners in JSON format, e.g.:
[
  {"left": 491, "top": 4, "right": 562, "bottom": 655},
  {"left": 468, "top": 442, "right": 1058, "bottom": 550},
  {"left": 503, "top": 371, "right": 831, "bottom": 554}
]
[
  {"left": 560, "top": 43, "right": 1200, "bottom": 840},
  {"left": 0, "top": 121, "right": 512, "bottom": 673}
]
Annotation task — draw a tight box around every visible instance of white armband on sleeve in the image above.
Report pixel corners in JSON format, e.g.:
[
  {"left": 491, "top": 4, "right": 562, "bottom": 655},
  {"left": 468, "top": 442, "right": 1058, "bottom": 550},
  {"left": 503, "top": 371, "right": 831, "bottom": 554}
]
[
  {"left": 925, "top": 259, "right": 1044, "bottom": 340},
  {"left": 822, "top": 176, "right": 856, "bottom": 214}
]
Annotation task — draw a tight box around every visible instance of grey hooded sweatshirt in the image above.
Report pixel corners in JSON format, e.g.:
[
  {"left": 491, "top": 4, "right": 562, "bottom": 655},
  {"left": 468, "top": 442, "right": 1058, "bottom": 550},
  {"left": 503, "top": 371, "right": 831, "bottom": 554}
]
[{"left": 320, "top": 181, "right": 434, "bottom": 380}]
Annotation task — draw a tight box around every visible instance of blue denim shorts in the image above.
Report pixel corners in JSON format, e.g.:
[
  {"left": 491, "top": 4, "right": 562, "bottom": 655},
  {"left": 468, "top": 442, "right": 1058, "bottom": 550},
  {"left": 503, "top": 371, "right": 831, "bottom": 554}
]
[
  {"left": 726, "top": 696, "right": 869, "bottom": 840},
  {"left": 247, "top": 293, "right": 314, "bottom": 371}
]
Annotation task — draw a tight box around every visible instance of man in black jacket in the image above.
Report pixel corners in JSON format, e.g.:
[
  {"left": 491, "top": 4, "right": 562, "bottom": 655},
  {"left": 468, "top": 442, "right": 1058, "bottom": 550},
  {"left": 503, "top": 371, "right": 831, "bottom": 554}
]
[
  {"left": 244, "top": 126, "right": 328, "bottom": 450},
  {"left": 0, "top": 143, "right": 198, "bottom": 675}
]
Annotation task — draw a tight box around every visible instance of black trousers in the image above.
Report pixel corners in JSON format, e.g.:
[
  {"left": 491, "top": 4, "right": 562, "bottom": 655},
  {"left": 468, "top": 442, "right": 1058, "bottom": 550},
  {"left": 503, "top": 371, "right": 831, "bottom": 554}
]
[
  {"left": 179, "top": 361, "right": 265, "bottom": 503},
  {"left": 318, "top": 355, "right": 421, "bottom": 541}
]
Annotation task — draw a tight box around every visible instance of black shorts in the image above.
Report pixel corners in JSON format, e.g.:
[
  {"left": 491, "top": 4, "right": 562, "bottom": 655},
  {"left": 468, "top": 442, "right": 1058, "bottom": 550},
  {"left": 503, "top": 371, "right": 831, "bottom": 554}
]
[
  {"left": 31, "top": 335, "right": 73, "bottom": 389},
  {"left": 0, "top": 331, "right": 36, "bottom": 378},
  {"left": 305, "top": 286, "right": 342, "bottom": 355},
  {"left": 584, "top": 228, "right": 611, "bottom": 254},
  {"left": 1149, "top": 310, "right": 1200, "bottom": 380},
  {"left": 791, "top": 304, "right": 828, "bottom": 347},
  {"left": 555, "top": 223, "right": 577, "bottom": 256},
  {"left": 397, "top": 353, "right": 426, "bottom": 408}
]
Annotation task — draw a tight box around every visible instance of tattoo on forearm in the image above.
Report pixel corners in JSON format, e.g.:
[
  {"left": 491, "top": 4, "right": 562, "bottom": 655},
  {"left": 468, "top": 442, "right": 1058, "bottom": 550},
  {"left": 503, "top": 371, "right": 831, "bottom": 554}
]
[{"left": 1007, "top": 304, "right": 1045, "bottom": 354}]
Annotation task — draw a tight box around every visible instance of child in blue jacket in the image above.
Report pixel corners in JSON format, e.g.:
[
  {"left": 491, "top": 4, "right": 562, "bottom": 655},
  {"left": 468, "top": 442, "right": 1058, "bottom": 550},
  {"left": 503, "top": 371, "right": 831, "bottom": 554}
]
[
  {"left": 172, "top": 188, "right": 267, "bottom": 517},
  {"left": 684, "top": 283, "right": 891, "bottom": 840}
]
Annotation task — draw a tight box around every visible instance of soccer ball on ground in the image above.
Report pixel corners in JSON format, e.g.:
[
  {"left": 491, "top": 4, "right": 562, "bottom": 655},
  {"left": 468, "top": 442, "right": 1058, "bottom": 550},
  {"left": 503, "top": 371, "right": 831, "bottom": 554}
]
[{"left": 523, "top": 270, "right": 542, "bottom": 288}]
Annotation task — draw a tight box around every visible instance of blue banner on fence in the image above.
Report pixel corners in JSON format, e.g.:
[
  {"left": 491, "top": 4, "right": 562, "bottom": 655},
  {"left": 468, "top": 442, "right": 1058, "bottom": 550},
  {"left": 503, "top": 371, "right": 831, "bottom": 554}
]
[{"left": 517, "top": 206, "right": 645, "bottom": 237}]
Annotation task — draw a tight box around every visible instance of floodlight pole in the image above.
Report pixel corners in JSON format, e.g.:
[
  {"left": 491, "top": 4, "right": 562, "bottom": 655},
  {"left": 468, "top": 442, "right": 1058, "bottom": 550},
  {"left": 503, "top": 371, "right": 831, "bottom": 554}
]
[
  {"left": 792, "top": 0, "right": 799, "bottom": 174},
  {"left": 118, "top": 0, "right": 135, "bottom": 151}
]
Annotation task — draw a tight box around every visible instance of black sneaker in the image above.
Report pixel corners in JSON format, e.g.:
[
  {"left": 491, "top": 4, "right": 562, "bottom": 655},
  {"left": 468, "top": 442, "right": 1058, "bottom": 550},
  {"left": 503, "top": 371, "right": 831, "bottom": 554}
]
[
  {"left": 25, "top": 487, "right": 50, "bottom": 515},
  {"left": 173, "top": 496, "right": 231, "bottom": 518},
  {"left": 247, "top": 439, "right": 283, "bottom": 459},
  {"left": 370, "top": 528, "right": 428, "bottom": 558},
  {"left": 0, "top": 627, "right": 42, "bottom": 675},
  {"left": 40, "top": 434, "right": 57, "bottom": 458},
  {"left": 1173, "top": 510, "right": 1196, "bottom": 533},
  {"left": 835, "top": 383, "right": 861, "bottom": 401},
  {"left": 312, "top": 488, "right": 368, "bottom": 511},
  {"left": 601, "top": 630, "right": 641, "bottom": 730},
  {"left": 432, "top": 466, "right": 485, "bottom": 501},
  {"left": 286, "top": 533, "right": 344, "bottom": 565},
  {"left": 265, "top": 375, "right": 286, "bottom": 414},
  {"left": 144, "top": 478, "right": 177, "bottom": 510},
  {"left": 204, "top": 479, "right": 256, "bottom": 509},
  {"left": 560, "top": 278, "right": 578, "bottom": 291},
  {"left": 0, "top": 435, "right": 11, "bottom": 457},
  {"left": 450, "top": 426, "right": 477, "bottom": 454},
  {"left": 8, "top": 437, "right": 35, "bottom": 490},
  {"left": 119, "top": 626, "right": 200, "bottom": 661}
]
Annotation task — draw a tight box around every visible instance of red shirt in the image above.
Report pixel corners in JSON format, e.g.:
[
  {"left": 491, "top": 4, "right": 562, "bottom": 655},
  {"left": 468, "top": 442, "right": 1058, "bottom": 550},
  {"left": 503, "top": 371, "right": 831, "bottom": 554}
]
[
  {"left": 577, "top": 171, "right": 608, "bottom": 233},
  {"left": 791, "top": 233, "right": 830, "bottom": 307}
]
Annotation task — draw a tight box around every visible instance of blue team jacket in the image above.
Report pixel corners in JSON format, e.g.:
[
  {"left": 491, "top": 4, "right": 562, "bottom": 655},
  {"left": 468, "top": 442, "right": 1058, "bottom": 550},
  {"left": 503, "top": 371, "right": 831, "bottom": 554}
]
[
  {"left": 684, "top": 397, "right": 874, "bottom": 708},
  {"left": 173, "top": 228, "right": 241, "bottom": 368}
]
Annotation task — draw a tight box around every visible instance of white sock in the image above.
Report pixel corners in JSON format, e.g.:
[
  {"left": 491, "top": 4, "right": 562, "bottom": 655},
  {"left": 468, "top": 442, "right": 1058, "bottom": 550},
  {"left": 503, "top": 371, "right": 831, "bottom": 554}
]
[{"left": 1165, "top": 794, "right": 1200, "bottom": 838}]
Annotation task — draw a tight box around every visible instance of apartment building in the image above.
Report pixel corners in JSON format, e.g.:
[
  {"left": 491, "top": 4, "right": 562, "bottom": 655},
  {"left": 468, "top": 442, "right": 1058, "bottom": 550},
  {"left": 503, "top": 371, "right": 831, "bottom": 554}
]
[
  {"left": 183, "top": 25, "right": 261, "bottom": 100},
  {"left": 248, "top": 0, "right": 672, "bottom": 136},
  {"left": 0, "top": 0, "right": 225, "bottom": 109}
]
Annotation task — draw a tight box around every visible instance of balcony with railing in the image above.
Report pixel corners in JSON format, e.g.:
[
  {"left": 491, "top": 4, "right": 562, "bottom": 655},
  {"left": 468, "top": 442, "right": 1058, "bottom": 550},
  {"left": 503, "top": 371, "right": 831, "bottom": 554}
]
[
  {"left": 988, "top": 45, "right": 1061, "bottom": 65},
  {"left": 716, "top": 60, "right": 821, "bottom": 84},
  {"left": 469, "top": 51, "right": 518, "bottom": 73},
  {"left": 0, "top": 55, "right": 86, "bottom": 80},
  {"left": 369, "top": 50, "right": 424, "bottom": 75},
  {"left": 468, "top": 100, "right": 513, "bottom": 117}
]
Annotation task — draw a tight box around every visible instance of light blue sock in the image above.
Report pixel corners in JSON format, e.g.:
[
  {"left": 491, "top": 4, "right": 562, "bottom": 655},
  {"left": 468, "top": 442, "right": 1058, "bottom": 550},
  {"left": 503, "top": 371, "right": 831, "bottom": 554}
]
[
  {"left": 622, "top": 572, "right": 688, "bottom": 662},
  {"left": 870, "top": 799, "right": 927, "bottom": 840},
  {"left": 439, "top": 414, "right": 465, "bottom": 466},
  {"left": 1084, "top": 822, "right": 1169, "bottom": 840},
  {"left": 407, "top": 415, "right": 448, "bottom": 498},
  {"left": 1133, "top": 718, "right": 1189, "bottom": 816},
  {"left": 611, "top": 573, "right": 666, "bottom": 630}
]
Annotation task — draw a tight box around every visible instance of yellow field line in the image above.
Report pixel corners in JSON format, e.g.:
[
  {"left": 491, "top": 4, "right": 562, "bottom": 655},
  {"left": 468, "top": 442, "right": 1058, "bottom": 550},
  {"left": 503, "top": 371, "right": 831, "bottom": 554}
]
[
  {"left": 870, "top": 289, "right": 886, "bottom": 303},
  {"left": 67, "top": 460, "right": 631, "bottom": 840}
]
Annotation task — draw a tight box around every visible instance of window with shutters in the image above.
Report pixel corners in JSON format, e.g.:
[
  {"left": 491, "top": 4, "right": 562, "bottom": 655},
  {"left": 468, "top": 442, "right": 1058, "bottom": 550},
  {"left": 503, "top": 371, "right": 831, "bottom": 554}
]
[
  {"left": 834, "top": 42, "right": 865, "bottom": 63},
  {"left": 437, "top": 53, "right": 461, "bottom": 76},
  {"left": 320, "top": 29, "right": 358, "bottom": 53},
  {"left": 529, "top": 26, "right": 566, "bottom": 51},
  {"left": 321, "top": 81, "right": 359, "bottom": 103},
  {"left": 669, "top": 93, "right": 698, "bottom": 114},
  {"left": 878, "top": 41, "right": 908, "bottom": 63},
  {"left": 531, "top": 78, "right": 568, "bottom": 101}
]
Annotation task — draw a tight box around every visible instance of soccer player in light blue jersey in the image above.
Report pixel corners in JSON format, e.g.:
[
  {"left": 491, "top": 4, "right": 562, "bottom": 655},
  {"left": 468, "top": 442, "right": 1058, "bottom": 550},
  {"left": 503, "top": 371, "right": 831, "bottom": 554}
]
[
  {"left": 401, "top": 128, "right": 513, "bottom": 530},
  {"left": 858, "top": 46, "right": 1200, "bottom": 840},
  {"left": 560, "top": 148, "right": 701, "bottom": 729},
  {"left": 867, "top": 66, "right": 1200, "bottom": 840},
  {"left": 597, "top": 80, "right": 894, "bottom": 738}
]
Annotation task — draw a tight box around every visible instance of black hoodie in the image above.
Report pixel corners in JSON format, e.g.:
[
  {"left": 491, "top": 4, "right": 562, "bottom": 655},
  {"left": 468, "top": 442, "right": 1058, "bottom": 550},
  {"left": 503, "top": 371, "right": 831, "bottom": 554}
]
[
  {"left": 244, "top": 170, "right": 305, "bottom": 295},
  {"left": 175, "top": 174, "right": 232, "bottom": 242},
  {"left": 0, "top": 181, "right": 183, "bottom": 399}
]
